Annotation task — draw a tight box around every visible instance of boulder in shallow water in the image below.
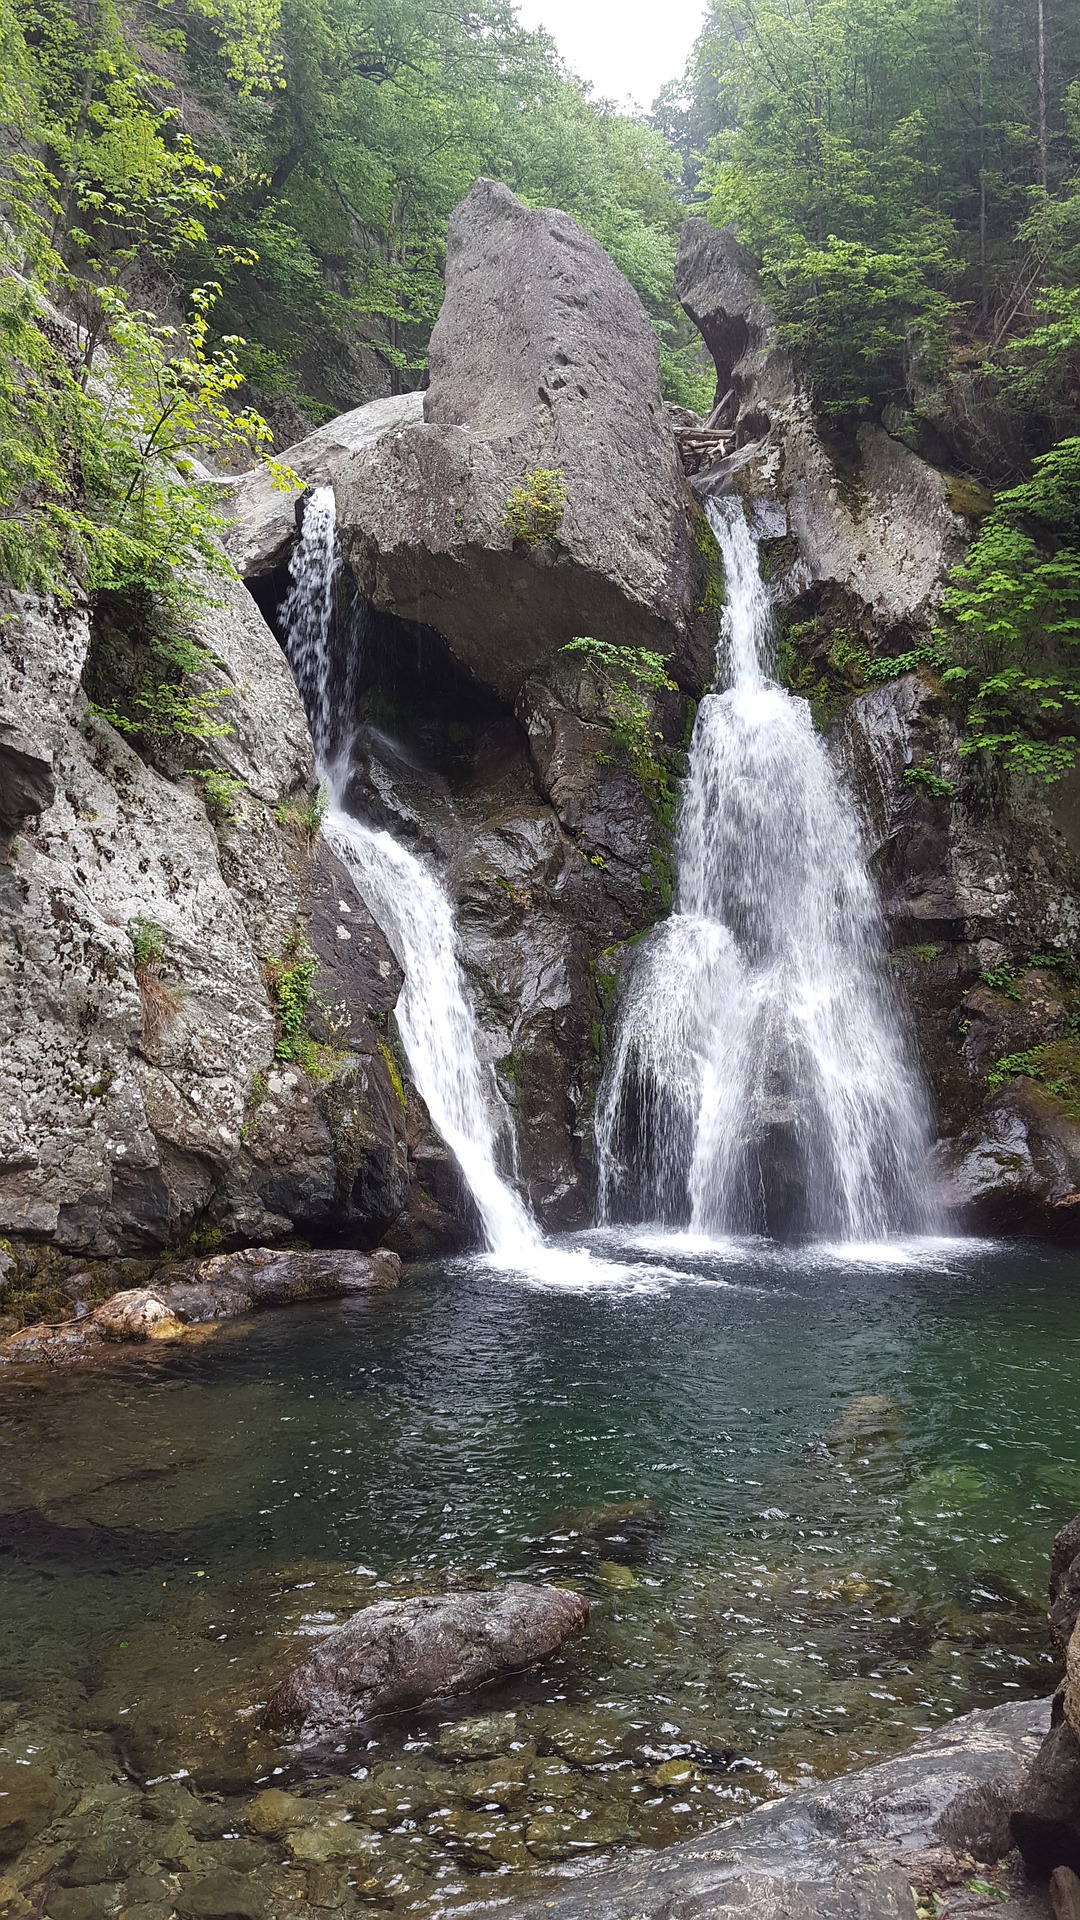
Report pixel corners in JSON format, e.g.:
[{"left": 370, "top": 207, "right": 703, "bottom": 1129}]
[{"left": 264, "top": 1583, "right": 588, "bottom": 1735}]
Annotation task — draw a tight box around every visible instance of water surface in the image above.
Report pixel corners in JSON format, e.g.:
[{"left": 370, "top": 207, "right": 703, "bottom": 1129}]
[{"left": 0, "top": 1234, "right": 1074, "bottom": 1913}]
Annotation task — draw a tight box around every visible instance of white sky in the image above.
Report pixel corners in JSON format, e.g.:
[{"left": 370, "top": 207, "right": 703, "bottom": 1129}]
[{"left": 514, "top": 0, "right": 707, "bottom": 112}]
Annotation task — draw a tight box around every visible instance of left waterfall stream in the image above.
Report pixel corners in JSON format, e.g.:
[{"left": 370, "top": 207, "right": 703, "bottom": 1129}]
[{"left": 278, "top": 485, "right": 542, "bottom": 1262}]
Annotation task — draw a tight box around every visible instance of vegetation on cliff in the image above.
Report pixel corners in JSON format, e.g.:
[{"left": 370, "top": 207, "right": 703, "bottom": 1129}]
[{"left": 670, "top": 0, "right": 1080, "bottom": 435}]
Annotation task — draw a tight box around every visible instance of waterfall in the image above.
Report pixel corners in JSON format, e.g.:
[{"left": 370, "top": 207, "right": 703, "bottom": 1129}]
[
  {"left": 279, "top": 489, "right": 541, "bottom": 1262},
  {"left": 322, "top": 808, "right": 539, "bottom": 1260},
  {"left": 595, "top": 495, "right": 933, "bottom": 1243},
  {"left": 280, "top": 487, "right": 339, "bottom": 765}
]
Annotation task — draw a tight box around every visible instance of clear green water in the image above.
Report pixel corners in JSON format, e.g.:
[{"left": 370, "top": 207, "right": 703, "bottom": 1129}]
[{"left": 0, "top": 1232, "right": 1076, "bottom": 1916}]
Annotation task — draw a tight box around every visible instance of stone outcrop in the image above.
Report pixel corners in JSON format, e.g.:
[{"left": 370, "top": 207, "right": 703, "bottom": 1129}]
[
  {"left": 0, "top": 570, "right": 409, "bottom": 1260},
  {"left": 227, "top": 392, "right": 424, "bottom": 580},
  {"left": 333, "top": 618, "right": 689, "bottom": 1229},
  {"left": 1011, "top": 1515, "right": 1080, "bottom": 1877},
  {"left": 94, "top": 1245, "right": 401, "bottom": 1340},
  {"left": 231, "top": 181, "right": 715, "bottom": 705},
  {"left": 675, "top": 219, "right": 968, "bottom": 641},
  {"left": 508, "top": 1697, "right": 1049, "bottom": 1920},
  {"left": 264, "top": 1584, "right": 589, "bottom": 1735},
  {"left": 838, "top": 673, "right": 1080, "bottom": 1230}
]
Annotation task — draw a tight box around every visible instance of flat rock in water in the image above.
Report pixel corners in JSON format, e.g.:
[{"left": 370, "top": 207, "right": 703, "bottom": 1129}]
[
  {"left": 93, "top": 1247, "right": 401, "bottom": 1341},
  {"left": 264, "top": 1584, "right": 588, "bottom": 1735},
  {"left": 500, "top": 1698, "right": 1050, "bottom": 1920}
]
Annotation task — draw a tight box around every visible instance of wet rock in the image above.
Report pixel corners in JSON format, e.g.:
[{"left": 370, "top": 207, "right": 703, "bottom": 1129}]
[
  {"left": 304, "top": 1862, "right": 349, "bottom": 1909},
  {"left": 46, "top": 1889, "right": 119, "bottom": 1920},
  {"left": 837, "top": 671, "right": 1080, "bottom": 1197},
  {"left": 89, "top": 1246, "right": 402, "bottom": 1344},
  {"left": 1012, "top": 1716, "right": 1080, "bottom": 1874},
  {"left": 461, "top": 1758, "right": 530, "bottom": 1809},
  {"left": 244, "top": 1789, "right": 319, "bottom": 1837},
  {"left": 282, "top": 1820, "right": 377, "bottom": 1864},
  {"left": 226, "top": 393, "right": 424, "bottom": 578},
  {"left": 650, "top": 1759, "right": 702, "bottom": 1791},
  {"left": 534, "top": 1497, "right": 665, "bottom": 1566},
  {"left": 0, "top": 1761, "right": 58, "bottom": 1857},
  {"left": 511, "top": 1697, "right": 1050, "bottom": 1919},
  {"left": 1052, "top": 1515, "right": 1080, "bottom": 1659},
  {"left": 675, "top": 219, "right": 965, "bottom": 636},
  {"left": 265, "top": 1583, "right": 587, "bottom": 1735},
  {"left": 946, "top": 1083, "right": 1080, "bottom": 1235},
  {"left": 527, "top": 1757, "right": 578, "bottom": 1802},
  {"left": 538, "top": 1711, "right": 634, "bottom": 1767},
  {"left": 826, "top": 1394, "right": 907, "bottom": 1455}
]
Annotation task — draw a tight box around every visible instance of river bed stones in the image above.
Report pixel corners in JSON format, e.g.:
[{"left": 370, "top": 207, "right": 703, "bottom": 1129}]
[
  {"left": 264, "top": 1585, "right": 589, "bottom": 1735},
  {"left": 0, "top": 1762, "right": 59, "bottom": 1857}
]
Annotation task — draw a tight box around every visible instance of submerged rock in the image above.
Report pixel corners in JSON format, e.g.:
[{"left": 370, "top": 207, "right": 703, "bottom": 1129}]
[
  {"left": 264, "top": 1584, "right": 588, "bottom": 1735},
  {"left": 0, "top": 1760, "right": 59, "bottom": 1857}
]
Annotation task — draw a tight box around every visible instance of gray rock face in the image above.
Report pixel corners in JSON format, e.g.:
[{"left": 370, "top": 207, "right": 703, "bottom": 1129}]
[
  {"left": 837, "top": 674, "right": 1080, "bottom": 1229},
  {"left": 506, "top": 1698, "right": 1049, "bottom": 1920},
  {"left": 344, "top": 640, "right": 684, "bottom": 1231},
  {"left": 675, "top": 219, "right": 966, "bottom": 638},
  {"left": 231, "top": 182, "right": 714, "bottom": 704},
  {"left": 264, "top": 1583, "right": 589, "bottom": 1735},
  {"left": 226, "top": 392, "right": 424, "bottom": 579},
  {"left": 1011, "top": 1716, "right": 1080, "bottom": 1875},
  {"left": 0, "top": 572, "right": 409, "bottom": 1259}
]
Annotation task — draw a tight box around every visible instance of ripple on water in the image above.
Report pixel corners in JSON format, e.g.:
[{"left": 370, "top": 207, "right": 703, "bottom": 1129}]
[{"left": 0, "top": 1232, "right": 1072, "bottom": 1916}]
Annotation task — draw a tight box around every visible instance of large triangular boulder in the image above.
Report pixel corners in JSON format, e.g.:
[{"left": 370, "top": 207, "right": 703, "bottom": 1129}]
[{"left": 230, "top": 181, "right": 716, "bottom": 701}]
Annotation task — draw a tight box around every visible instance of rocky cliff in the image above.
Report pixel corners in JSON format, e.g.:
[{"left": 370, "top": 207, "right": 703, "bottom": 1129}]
[
  {"left": 6, "top": 187, "right": 1080, "bottom": 1292},
  {"left": 0, "top": 566, "right": 410, "bottom": 1292}
]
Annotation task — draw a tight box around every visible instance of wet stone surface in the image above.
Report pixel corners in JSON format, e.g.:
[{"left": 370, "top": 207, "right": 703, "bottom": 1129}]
[{"left": 0, "top": 1240, "right": 1076, "bottom": 1915}]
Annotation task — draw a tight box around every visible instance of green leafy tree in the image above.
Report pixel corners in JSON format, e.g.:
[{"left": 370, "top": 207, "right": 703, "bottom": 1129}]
[{"left": 937, "top": 436, "right": 1080, "bottom": 778}]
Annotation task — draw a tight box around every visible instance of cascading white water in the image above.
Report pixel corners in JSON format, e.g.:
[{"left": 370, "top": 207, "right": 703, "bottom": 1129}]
[
  {"left": 322, "top": 806, "right": 540, "bottom": 1260},
  {"left": 280, "top": 490, "right": 541, "bottom": 1262},
  {"left": 596, "top": 495, "right": 933, "bottom": 1242},
  {"left": 279, "top": 486, "right": 339, "bottom": 765}
]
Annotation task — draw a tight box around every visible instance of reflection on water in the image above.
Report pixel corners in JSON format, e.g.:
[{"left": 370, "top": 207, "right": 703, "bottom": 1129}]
[{"left": 0, "top": 1234, "right": 1074, "bottom": 1915}]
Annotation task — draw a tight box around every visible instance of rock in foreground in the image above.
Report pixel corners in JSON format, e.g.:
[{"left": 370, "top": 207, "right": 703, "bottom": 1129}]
[
  {"left": 504, "top": 1697, "right": 1048, "bottom": 1920},
  {"left": 1012, "top": 1510, "right": 1080, "bottom": 1875},
  {"left": 265, "top": 1584, "right": 588, "bottom": 1735},
  {"left": 0, "top": 1246, "right": 401, "bottom": 1362}
]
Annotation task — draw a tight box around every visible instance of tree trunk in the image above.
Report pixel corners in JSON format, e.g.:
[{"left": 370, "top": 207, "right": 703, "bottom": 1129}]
[{"left": 1036, "top": 0, "right": 1049, "bottom": 190}]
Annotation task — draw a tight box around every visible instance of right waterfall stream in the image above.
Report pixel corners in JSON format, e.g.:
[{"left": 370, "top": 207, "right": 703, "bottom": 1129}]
[{"left": 596, "top": 495, "right": 934, "bottom": 1242}]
